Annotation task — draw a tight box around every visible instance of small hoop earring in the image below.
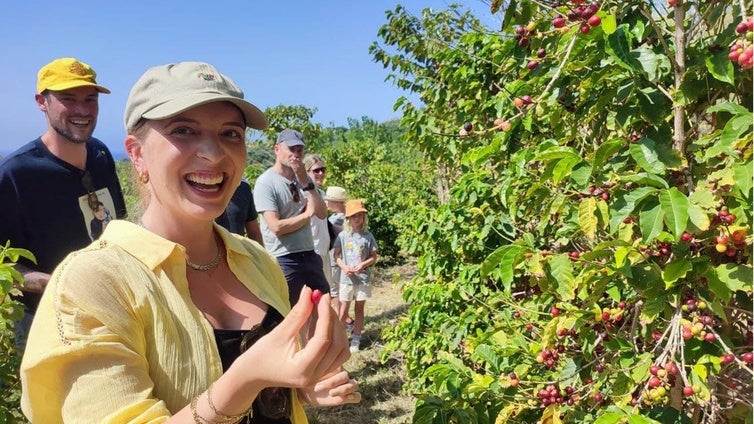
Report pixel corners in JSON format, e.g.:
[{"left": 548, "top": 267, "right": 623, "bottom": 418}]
[{"left": 139, "top": 172, "right": 150, "bottom": 184}]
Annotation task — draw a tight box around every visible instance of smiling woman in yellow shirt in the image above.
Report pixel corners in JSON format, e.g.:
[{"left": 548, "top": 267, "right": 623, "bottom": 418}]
[{"left": 20, "top": 62, "right": 360, "bottom": 423}]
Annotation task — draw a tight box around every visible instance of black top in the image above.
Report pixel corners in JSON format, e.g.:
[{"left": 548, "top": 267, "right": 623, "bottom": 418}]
[
  {"left": 0, "top": 137, "right": 127, "bottom": 313},
  {"left": 216, "top": 179, "right": 258, "bottom": 236},
  {"left": 213, "top": 308, "right": 292, "bottom": 424}
]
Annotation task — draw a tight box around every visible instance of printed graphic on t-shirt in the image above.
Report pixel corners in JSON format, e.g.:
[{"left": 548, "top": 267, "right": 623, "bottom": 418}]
[
  {"left": 78, "top": 188, "right": 115, "bottom": 240},
  {"left": 340, "top": 232, "right": 375, "bottom": 286},
  {"left": 344, "top": 240, "right": 363, "bottom": 266}
]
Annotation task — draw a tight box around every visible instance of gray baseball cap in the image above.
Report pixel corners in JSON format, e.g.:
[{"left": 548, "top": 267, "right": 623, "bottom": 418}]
[
  {"left": 276, "top": 128, "right": 306, "bottom": 147},
  {"left": 124, "top": 61, "right": 267, "bottom": 132}
]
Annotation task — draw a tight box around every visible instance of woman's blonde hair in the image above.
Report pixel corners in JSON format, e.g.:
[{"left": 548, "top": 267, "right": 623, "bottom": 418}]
[{"left": 303, "top": 154, "right": 324, "bottom": 171}]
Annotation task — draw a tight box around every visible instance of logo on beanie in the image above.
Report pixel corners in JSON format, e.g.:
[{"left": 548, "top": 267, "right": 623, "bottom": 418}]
[
  {"left": 198, "top": 72, "right": 216, "bottom": 82},
  {"left": 69, "top": 62, "right": 89, "bottom": 76}
]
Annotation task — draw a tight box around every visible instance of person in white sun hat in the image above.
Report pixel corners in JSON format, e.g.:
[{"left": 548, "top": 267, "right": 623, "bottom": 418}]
[{"left": 323, "top": 185, "right": 352, "bottom": 329}]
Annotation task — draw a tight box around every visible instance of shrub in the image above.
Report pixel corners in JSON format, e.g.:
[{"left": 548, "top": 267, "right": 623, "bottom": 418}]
[
  {"left": 0, "top": 243, "right": 34, "bottom": 422},
  {"left": 374, "top": 2, "right": 752, "bottom": 423}
]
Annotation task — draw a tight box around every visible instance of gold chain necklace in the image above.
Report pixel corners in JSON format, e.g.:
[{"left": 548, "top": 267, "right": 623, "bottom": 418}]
[
  {"left": 139, "top": 219, "right": 222, "bottom": 271},
  {"left": 186, "top": 240, "right": 223, "bottom": 271}
]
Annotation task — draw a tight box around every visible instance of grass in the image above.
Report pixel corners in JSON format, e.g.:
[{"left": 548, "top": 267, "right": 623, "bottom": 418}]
[{"left": 305, "top": 263, "right": 416, "bottom": 424}]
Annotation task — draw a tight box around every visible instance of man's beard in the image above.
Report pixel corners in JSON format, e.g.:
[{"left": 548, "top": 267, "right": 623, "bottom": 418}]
[{"left": 52, "top": 123, "right": 90, "bottom": 145}]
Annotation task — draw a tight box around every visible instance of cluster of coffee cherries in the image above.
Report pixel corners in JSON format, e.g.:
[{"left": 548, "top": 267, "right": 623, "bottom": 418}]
[
  {"left": 678, "top": 293, "right": 717, "bottom": 341},
  {"left": 712, "top": 209, "right": 738, "bottom": 226},
  {"left": 643, "top": 362, "right": 687, "bottom": 404},
  {"left": 639, "top": 240, "right": 673, "bottom": 262},
  {"left": 598, "top": 301, "right": 626, "bottom": 327},
  {"left": 537, "top": 383, "right": 577, "bottom": 407},
  {"left": 535, "top": 346, "right": 565, "bottom": 369},
  {"left": 514, "top": 23, "right": 537, "bottom": 48},
  {"left": 729, "top": 18, "right": 753, "bottom": 70},
  {"left": 714, "top": 229, "right": 747, "bottom": 257},
  {"left": 681, "top": 314, "right": 716, "bottom": 342},
  {"left": 552, "top": 0, "right": 601, "bottom": 35},
  {"left": 512, "top": 23, "right": 547, "bottom": 70},
  {"left": 556, "top": 327, "right": 578, "bottom": 339},
  {"left": 577, "top": 184, "right": 610, "bottom": 201}
]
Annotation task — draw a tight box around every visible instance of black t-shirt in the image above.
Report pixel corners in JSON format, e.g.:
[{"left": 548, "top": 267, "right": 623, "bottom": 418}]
[
  {"left": 216, "top": 179, "right": 258, "bottom": 235},
  {"left": 0, "top": 137, "right": 127, "bottom": 313}
]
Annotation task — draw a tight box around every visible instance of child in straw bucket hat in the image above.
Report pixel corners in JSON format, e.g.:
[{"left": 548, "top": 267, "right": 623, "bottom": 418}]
[{"left": 333, "top": 199, "right": 379, "bottom": 352}]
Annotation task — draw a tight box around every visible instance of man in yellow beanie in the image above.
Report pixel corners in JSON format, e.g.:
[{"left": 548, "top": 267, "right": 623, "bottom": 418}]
[{"left": 0, "top": 58, "right": 127, "bottom": 349}]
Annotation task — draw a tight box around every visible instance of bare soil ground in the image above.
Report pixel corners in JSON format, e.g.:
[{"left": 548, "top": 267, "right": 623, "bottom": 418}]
[{"left": 305, "top": 263, "right": 416, "bottom": 424}]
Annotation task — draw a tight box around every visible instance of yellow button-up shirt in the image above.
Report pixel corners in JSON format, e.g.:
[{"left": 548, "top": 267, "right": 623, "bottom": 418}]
[{"left": 20, "top": 220, "right": 307, "bottom": 423}]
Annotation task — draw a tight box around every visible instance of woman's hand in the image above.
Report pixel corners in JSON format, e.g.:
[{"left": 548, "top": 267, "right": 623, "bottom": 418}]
[
  {"left": 297, "top": 370, "right": 361, "bottom": 407},
  {"left": 230, "top": 287, "right": 351, "bottom": 392}
]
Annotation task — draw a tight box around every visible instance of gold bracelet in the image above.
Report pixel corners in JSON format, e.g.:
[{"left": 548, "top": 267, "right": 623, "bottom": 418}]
[
  {"left": 207, "top": 384, "right": 254, "bottom": 422},
  {"left": 192, "top": 392, "right": 246, "bottom": 424},
  {"left": 190, "top": 395, "right": 210, "bottom": 424}
]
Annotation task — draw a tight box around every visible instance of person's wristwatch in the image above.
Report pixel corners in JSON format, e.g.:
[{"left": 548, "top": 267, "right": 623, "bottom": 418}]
[{"left": 302, "top": 181, "right": 316, "bottom": 191}]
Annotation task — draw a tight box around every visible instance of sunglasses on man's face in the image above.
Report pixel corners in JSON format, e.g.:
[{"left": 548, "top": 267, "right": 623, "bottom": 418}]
[
  {"left": 288, "top": 183, "right": 301, "bottom": 203},
  {"left": 239, "top": 312, "right": 292, "bottom": 420},
  {"left": 310, "top": 167, "right": 326, "bottom": 175}
]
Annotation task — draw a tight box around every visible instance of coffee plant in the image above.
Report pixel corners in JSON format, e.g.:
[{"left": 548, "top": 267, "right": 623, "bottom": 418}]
[
  {"left": 0, "top": 243, "right": 34, "bottom": 422},
  {"left": 372, "top": 1, "right": 752, "bottom": 423}
]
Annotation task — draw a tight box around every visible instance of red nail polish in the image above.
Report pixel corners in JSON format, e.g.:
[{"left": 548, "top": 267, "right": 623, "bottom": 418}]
[{"left": 310, "top": 290, "right": 322, "bottom": 304}]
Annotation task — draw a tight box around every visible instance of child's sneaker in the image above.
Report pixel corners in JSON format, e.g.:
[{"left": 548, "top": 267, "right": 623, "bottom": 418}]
[{"left": 349, "top": 336, "right": 361, "bottom": 353}]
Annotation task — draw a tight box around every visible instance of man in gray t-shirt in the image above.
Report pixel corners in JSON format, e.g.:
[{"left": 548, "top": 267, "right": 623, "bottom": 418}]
[{"left": 253, "top": 128, "right": 330, "bottom": 305}]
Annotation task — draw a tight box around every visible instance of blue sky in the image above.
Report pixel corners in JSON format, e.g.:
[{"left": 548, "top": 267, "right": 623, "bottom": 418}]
[{"left": 1, "top": 1, "right": 495, "bottom": 157}]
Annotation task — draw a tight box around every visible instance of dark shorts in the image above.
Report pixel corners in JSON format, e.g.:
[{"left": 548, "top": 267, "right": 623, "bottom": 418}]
[{"left": 276, "top": 250, "right": 330, "bottom": 305}]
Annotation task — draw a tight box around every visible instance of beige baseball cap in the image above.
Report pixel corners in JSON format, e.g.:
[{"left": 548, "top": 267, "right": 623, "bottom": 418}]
[{"left": 124, "top": 61, "right": 267, "bottom": 132}]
